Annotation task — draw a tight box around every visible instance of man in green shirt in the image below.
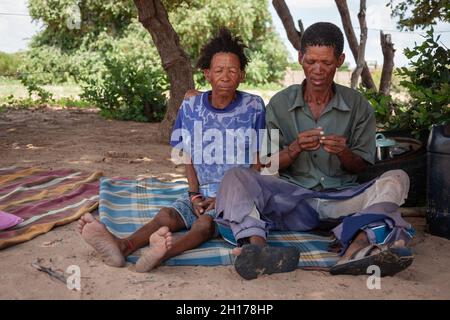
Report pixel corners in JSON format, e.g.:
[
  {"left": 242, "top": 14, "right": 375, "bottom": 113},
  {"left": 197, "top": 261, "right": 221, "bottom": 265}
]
[
  {"left": 266, "top": 77, "right": 376, "bottom": 190},
  {"left": 215, "top": 22, "right": 415, "bottom": 280}
]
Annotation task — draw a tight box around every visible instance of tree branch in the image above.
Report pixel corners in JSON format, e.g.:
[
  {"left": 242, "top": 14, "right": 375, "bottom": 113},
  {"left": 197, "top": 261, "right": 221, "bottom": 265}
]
[
  {"left": 351, "top": 0, "right": 367, "bottom": 89},
  {"left": 272, "top": 0, "right": 302, "bottom": 52},
  {"left": 335, "top": 0, "right": 376, "bottom": 90},
  {"left": 379, "top": 31, "right": 395, "bottom": 96},
  {"left": 134, "top": 0, "right": 194, "bottom": 142}
]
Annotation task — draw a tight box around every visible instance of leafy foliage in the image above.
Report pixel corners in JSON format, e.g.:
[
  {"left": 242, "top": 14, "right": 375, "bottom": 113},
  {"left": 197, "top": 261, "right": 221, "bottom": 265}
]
[
  {"left": 387, "top": 0, "right": 450, "bottom": 31},
  {"left": 361, "top": 87, "right": 397, "bottom": 129},
  {"left": 170, "top": 0, "right": 289, "bottom": 85},
  {"left": 78, "top": 22, "right": 168, "bottom": 122},
  {"left": 28, "top": 0, "right": 136, "bottom": 50},
  {"left": 396, "top": 28, "right": 450, "bottom": 134},
  {"left": 361, "top": 28, "right": 449, "bottom": 138},
  {"left": 0, "top": 52, "right": 24, "bottom": 78},
  {"left": 21, "top": 0, "right": 289, "bottom": 121},
  {"left": 18, "top": 46, "right": 77, "bottom": 84},
  {"left": 20, "top": 76, "right": 54, "bottom": 102}
]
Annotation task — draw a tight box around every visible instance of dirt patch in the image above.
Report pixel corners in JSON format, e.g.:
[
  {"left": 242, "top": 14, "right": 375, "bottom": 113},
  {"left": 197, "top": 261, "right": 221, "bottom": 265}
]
[
  {"left": 0, "top": 106, "right": 183, "bottom": 180},
  {"left": 1, "top": 107, "right": 449, "bottom": 299}
]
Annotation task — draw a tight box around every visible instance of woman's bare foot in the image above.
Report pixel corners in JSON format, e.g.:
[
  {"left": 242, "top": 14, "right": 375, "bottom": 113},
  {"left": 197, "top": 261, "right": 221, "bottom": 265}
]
[
  {"left": 79, "top": 213, "right": 126, "bottom": 267},
  {"left": 135, "top": 226, "right": 173, "bottom": 273}
]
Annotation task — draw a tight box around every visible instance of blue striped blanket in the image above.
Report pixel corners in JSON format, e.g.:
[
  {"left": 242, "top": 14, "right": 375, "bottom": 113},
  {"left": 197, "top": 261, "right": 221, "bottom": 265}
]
[{"left": 99, "top": 177, "right": 340, "bottom": 269}]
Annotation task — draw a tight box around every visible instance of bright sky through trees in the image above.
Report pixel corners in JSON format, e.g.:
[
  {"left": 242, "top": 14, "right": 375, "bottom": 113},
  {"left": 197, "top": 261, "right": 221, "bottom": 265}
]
[{"left": 0, "top": 0, "right": 449, "bottom": 67}]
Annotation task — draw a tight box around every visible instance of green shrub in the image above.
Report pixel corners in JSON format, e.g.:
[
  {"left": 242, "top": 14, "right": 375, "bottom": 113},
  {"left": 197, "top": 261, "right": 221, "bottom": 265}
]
[
  {"left": 78, "top": 23, "right": 168, "bottom": 122},
  {"left": 170, "top": 0, "right": 289, "bottom": 86},
  {"left": 359, "top": 87, "right": 408, "bottom": 132},
  {"left": 18, "top": 46, "right": 76, "bottom": 84},
  {"left": 19, "top": 76, "right": 54, "bottom": 103},
  {"left": 396, "top": 28, "right": 450, "bottom": 135},
  {"left": 20, "top": 0, "right": 289, "bottom": 120},
  {"left": 0, "top": 52, "right": 23, "bottom": 78},
  {"left": 361, "top": 28, "right": 449, "bottom": 138},
  {"left": 245, "top": 51, "right": 270, "bottom": 85}
]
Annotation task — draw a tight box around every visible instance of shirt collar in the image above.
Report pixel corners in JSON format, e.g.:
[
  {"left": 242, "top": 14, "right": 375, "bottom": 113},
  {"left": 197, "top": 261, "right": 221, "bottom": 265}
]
[
  {"left": 288, "top": 80, "right": 351, "bottom": 112},
  {"left": 202, "top": 90, "right": 242, "bottom": 113}
]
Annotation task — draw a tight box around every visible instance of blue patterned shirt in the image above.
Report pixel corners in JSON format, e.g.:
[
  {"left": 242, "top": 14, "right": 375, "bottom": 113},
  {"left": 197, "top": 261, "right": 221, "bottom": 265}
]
[{"left": 170, "top": 90, "right": 266, "bottom": 197}]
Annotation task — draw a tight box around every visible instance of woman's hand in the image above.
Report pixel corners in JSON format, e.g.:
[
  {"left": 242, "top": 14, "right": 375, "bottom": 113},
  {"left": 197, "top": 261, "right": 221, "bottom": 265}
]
[{"left": 192, "top": 197, "right": 215, "bottom": 217}]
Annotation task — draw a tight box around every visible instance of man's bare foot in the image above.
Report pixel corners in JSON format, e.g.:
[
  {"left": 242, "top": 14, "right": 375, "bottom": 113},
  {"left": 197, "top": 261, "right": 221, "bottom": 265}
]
[
  {"left": 79, "top": 213, "right": 126, "bottom": 267},
  {"left": 336, "top": 233, "right": 407, "bottom": 265},
  {"left": 135, "top": 226, "right": 173, "bottom": 273},
  {"left": 232, "top": 236, "right": 266, "bottom": 256},
  {"left": 338, "top": 231, "right": 370, "bottom": 263},
  {"left": 392, "top": 239, "right": 406, "bottom": 248}
]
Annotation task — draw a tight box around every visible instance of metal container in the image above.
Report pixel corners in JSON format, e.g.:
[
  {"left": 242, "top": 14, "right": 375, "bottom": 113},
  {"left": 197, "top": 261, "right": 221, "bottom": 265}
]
[
  {"left": 375, "top": 133, "right": 396, "bottom": 162},
  {"left": 426, "top": 124, "right": 450, "bottom": 239}
]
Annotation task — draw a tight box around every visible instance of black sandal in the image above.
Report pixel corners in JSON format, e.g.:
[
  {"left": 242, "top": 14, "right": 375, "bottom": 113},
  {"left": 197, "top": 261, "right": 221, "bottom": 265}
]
[
  {"left": 234, "top": 244, "right": 300, "bottom": 280},
  {"left": 329, "top": 244, "right": 414, "bottom": 277}
]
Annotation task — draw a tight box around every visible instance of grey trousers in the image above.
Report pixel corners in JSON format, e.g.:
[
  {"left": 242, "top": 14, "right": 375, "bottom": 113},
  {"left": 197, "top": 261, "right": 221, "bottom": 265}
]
[{"left": 215, "top": 167, "right": 413, "bottom": 252}]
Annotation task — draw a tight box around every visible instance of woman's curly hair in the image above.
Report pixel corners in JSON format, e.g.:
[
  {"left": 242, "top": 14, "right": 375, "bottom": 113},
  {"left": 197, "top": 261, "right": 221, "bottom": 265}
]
[{"left": 196, "top": 27, "right": 249, "bottom": 71}]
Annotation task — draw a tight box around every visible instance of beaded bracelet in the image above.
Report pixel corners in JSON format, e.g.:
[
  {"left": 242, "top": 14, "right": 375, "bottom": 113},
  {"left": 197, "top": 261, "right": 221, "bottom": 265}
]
[
  {"left": 124, "top": 238, "right": 134, "bottom": 253},
  {"left": 190, "top": 194, "right": 204, "bottom": 202}
]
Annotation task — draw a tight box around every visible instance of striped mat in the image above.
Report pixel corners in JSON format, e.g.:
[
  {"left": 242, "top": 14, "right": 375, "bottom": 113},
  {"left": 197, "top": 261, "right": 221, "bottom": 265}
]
[
  {"left": 100, "top": 177, "right": 340, "bottom": 270},
  {"left": 0, "top": 166, "right": 102, "bottom": 249}
]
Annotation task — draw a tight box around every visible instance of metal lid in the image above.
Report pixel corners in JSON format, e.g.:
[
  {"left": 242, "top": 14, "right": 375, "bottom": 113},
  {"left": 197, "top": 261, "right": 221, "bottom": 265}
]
[{"left": 376, "top": 133, "right": 396, "bottom": 147}]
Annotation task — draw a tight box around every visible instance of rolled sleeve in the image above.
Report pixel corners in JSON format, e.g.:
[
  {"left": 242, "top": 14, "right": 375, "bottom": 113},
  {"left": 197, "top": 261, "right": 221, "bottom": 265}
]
[{"left": 349, "top": 101, "right": 376, "bottom": 165}]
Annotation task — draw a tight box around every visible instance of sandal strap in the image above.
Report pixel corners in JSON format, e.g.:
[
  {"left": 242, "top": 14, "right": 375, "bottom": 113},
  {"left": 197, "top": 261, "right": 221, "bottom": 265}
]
[{"left": 350, "top": 244, "right": 382, "bottom": 260}]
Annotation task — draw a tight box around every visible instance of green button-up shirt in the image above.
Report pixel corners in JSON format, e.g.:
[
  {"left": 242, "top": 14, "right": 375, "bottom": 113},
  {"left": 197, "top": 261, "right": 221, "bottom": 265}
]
[{"left": 266, "top": 82, "right": 376, "bottom": 190}]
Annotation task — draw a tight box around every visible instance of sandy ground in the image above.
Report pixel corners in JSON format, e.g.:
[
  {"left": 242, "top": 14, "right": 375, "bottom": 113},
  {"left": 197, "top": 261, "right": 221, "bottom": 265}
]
[{"left": 1, "top": 106, "right": 450, "bottom": 300}]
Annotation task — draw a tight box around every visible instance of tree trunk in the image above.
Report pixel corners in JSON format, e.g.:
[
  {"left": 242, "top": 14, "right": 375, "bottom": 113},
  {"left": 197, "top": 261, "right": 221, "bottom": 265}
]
[
  {"left": 134, "top": 0, "right": 194, "bottom": 143},
  {"left": 335, "top": 0, "right": 376, "bottom": 90},
  {"left": 351, "top": 0, "right": 367, "bottom": 89},
  {"left": 272, "top": 0, "right": 302, "bottom": 52},
  {"left": 379, "top": 31, "right": 395, "bottom": 96}
]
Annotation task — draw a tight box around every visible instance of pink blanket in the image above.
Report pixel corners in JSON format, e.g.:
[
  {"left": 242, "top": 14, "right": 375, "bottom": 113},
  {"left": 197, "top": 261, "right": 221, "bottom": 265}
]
[{"left": 0, "top": 210, "right": 23, "bottom": 230}]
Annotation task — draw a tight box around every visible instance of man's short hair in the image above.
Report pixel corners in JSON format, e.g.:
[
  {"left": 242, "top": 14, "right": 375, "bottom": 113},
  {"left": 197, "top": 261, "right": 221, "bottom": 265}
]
[
  {"left": 196, "top": 27, "right": 248, "bottom": 71},
  {"left": 300, "top": 22, "right": 344, "bottom": 58}
]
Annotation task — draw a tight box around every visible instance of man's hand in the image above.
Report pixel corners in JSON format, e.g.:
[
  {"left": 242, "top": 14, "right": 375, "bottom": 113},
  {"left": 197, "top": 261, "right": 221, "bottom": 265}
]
[
  {"left": 319, "top": 135, "right": 347, "bottom": 154},
  {"left": 184, "top": 89, "right": 202, "bottom": 99},
  {"left": 192, "top": 197, "right": 215, "bottom": 217},
  {"left": 312, "top": 133, "right": 367, "bottom": 173},
  {"left": 280, "top": 128, "right": 323, "bottom": 167},
  {"left": 297, "top": 128, "right": 323, "bottom": 151}
]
